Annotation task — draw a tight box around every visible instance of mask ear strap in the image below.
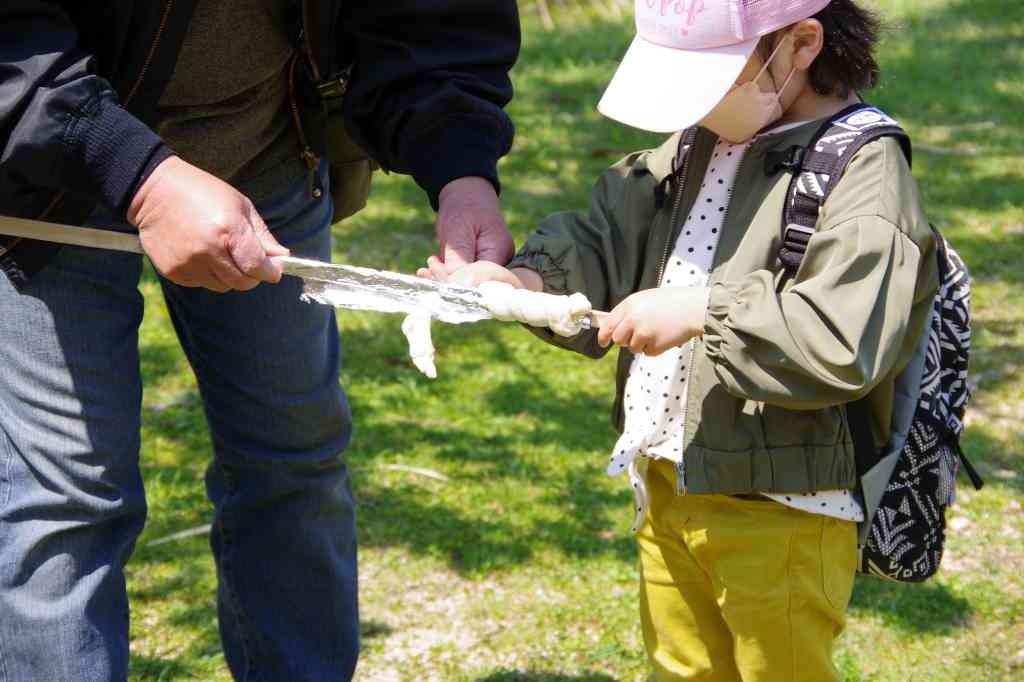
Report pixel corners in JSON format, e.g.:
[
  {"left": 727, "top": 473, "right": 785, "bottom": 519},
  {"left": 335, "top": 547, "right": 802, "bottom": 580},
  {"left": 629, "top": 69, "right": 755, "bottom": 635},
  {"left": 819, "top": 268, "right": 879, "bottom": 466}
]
[
  {"left": 776, "top": 68, "right": 797, "bottom": 99},
  {"left": 753, "top": 33, "right": 791, "bottom": 83}
]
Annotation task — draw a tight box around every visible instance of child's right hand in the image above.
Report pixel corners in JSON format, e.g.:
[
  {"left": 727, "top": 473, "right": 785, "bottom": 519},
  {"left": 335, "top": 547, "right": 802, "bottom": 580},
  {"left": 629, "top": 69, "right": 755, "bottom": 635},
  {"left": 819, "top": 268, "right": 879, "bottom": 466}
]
[{"left": 597, "top": 286, "right": 709, "bottom": 356}]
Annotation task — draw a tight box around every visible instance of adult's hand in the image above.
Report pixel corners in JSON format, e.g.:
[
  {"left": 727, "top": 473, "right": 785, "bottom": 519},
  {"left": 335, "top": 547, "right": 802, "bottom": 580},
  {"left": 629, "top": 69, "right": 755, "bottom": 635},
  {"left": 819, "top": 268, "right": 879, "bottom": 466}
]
[
  {"left": 127, "top": 156, "right": 288, "bottom": 292},
  {"left": 433, "top": 176, "right": 514, "bottom": 275}
]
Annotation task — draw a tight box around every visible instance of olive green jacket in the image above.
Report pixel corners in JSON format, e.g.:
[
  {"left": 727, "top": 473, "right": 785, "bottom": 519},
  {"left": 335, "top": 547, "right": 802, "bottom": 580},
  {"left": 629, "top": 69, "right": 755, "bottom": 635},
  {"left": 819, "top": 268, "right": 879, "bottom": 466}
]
[{"left": 508, "top": 118, "right": 938, "bottom": 499}]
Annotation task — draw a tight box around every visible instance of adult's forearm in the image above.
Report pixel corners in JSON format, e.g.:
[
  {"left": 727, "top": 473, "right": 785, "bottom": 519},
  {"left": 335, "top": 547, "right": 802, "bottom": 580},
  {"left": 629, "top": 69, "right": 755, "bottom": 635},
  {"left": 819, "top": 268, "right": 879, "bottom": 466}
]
[
  {"left": 0, "top": 2, "right": 173, "bottom": 213},
  {"left": 339, "top": 0, "right": 520, "bottom": 207}
]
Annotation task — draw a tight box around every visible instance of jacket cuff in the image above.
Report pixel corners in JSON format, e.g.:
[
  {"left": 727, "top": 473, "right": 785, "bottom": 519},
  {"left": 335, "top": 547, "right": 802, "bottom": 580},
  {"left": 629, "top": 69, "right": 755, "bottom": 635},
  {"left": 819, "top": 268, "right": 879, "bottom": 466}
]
[
  {"left": 404, "top": 117, "right": 510, "bottom": 210},
  {"left": 702, "top": 281, "right": 746, "bottom": 363},
  {"left": 72, "top": 97, "right": 170, "bottom": 213},
  {"left": 134, "top": 144, "right": 177, "bottom": 199},
  {"left": 507, "top": 244, "right": 571, "bottom": 295}
]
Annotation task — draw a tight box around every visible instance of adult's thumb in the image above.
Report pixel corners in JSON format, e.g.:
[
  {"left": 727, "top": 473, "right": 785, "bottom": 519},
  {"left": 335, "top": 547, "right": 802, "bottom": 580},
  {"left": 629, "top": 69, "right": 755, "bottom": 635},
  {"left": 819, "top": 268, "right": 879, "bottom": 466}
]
[
  {"left": 231, "top": 219, "right": 284, "bottom": 284},
  {"left": 253, "top": 217, "right": 290, "bottom": 257}
]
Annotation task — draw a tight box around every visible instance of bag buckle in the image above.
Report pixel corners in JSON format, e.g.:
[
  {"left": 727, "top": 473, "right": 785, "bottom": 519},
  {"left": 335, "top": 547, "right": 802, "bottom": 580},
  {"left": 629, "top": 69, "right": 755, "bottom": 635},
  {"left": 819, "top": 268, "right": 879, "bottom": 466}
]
[
  {"left": 765, "top": 145, "right": 806, "bottom": 175},
  {"left": 316, "top": 65, "right": 353, "bottom": 101},
  {"left": 316, "top": 78, "right": 348, "bottom": 100}
]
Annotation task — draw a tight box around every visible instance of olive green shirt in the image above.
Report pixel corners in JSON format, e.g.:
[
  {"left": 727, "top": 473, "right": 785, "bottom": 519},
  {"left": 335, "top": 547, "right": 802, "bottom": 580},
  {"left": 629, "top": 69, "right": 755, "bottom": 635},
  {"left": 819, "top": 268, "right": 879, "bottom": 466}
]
[{"left": 155, "top": 0, "right": 305, "bottom": 202}]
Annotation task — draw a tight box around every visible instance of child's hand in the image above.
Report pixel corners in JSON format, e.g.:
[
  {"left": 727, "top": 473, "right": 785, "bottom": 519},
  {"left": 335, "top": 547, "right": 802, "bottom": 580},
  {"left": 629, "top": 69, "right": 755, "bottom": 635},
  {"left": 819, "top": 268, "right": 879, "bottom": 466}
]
[
  {"left": 597, "top": 287, "right": 709, "bottom": 356},
  {"left": 416, "top": 257, "right": 543, "bottom": 291},
  {"left": 417, "top": 257, "right": 519, "bottom": 287}
]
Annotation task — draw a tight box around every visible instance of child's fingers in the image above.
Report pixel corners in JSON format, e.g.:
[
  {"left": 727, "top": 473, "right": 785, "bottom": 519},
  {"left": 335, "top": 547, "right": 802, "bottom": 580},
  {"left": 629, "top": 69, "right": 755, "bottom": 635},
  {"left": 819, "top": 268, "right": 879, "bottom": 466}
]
[
  {"left": 611, "top": 317, "right": 635, "bottom": 349},
  {"left": 416, "top": 266, "right": 436, "bottom": 280},
  {"left": 426, "top": 255, "right": 449, "bottom": 281},
  {"left": 643, "top": 333, "right": 670, "bottom": 357},
  {"left": 644, "top": 342, "right": 666, "bottom": 357},
  {"left": 598, "top": 305, "right": 626, "bottom": 347},
  {"left": 447, "top": 266, "right": 481, "bottom": 287},
  {"left": 628, "top": 329, "right": 653, "bottom": 355}
]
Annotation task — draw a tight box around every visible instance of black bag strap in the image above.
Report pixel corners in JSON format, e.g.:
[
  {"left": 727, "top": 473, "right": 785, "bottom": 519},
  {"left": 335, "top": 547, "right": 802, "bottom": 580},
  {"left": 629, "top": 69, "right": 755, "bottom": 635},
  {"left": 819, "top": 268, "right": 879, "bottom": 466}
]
[
  {"left": 846, "top": 397, "right": 879, "bottom": 477},
  {"left": 775, "top": 103, "right": 912, "bottom": 272},
  {"left": 952, "top": 438, "right": 985, "bottom": 490}
]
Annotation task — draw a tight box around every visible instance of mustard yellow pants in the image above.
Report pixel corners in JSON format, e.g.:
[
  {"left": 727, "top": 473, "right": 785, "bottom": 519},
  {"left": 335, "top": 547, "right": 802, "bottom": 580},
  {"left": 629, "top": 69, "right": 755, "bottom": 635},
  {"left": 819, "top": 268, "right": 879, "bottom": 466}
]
[{"left": 638, "top": 459, "right": 858, "bottom": 682}]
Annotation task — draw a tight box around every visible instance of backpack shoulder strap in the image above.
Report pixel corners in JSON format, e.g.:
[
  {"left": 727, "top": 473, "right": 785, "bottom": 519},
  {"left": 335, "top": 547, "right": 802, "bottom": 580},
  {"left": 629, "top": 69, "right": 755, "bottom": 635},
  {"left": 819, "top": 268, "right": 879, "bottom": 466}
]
[{"left": 778, "top": 103, "right": 912, "bottom": 271}]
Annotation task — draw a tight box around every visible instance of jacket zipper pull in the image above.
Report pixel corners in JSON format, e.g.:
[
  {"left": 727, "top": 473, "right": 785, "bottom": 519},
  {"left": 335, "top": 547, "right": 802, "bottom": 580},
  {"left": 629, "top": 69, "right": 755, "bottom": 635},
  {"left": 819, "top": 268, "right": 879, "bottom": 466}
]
[{"left": 301, "top": 147, "right": 322, "bottom": 199}]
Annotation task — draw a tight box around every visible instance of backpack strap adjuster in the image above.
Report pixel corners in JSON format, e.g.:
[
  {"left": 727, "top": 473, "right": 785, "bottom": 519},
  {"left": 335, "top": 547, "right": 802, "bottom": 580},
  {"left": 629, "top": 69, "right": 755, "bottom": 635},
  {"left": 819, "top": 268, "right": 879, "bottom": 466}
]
[
  {"left": 777, "top": 104, "right": 912, "bottom": 274},
  {"left": 765, "top": 145, "right": 806, "bottom": 176},
  {"left": 779, "top": 223, "right": 815, "bottom": 270}
]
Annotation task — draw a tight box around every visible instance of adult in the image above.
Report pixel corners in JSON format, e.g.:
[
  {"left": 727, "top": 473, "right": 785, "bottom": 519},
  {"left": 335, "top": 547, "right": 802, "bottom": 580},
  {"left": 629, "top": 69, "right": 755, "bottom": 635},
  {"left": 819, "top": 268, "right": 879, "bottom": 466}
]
[{"left": 0, "top": 1, "right": 519, "bottom": 680}]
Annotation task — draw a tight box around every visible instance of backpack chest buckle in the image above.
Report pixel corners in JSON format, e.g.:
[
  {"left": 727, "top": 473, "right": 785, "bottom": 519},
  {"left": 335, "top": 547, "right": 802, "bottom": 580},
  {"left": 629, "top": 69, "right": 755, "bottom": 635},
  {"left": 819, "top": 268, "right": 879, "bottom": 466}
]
[{"left": 765, "top": 145, "right": 806, "bottom": 175}]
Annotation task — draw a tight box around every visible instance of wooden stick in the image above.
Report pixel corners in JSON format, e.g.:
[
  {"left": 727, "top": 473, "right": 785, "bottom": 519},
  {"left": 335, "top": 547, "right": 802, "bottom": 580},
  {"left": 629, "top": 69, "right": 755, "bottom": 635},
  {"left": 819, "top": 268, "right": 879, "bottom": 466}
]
[
  {"left": 577, "top": 309, "right": 610, "bottom": 330},
  {"left": 0, "top": 215, "right": 144, "bottom": 253},
  {"left": 0, "top": 217, "right": 616, "bottom": 328},
  {"left": 146, "top": 524, "right": 212, "bottom": 547}
]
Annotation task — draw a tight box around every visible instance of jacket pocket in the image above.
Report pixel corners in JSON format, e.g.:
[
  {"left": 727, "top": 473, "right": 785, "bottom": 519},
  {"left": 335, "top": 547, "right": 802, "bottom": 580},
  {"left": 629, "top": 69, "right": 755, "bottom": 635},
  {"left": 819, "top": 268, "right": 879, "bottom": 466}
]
[{"left": 760, "top": 402, "right": 847, "bottom": 450}]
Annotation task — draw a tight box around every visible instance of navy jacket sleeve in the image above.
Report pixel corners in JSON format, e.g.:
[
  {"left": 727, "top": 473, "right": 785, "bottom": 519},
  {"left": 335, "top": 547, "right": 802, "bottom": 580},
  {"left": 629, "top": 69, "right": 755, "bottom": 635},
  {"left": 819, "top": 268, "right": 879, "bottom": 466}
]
[
  {"left": 339, "top": 1, "right": 519, "bottom": 209},
  {"left": 0, "top": 1, "right": 171, "bottom": 214}
]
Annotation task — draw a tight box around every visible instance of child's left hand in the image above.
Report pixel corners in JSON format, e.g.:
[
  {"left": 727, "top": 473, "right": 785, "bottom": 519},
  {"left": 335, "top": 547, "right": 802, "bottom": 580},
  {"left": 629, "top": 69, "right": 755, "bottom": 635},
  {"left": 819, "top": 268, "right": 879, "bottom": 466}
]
[{"left": 597, "top": 287, "right": 710, "bottom": 356}]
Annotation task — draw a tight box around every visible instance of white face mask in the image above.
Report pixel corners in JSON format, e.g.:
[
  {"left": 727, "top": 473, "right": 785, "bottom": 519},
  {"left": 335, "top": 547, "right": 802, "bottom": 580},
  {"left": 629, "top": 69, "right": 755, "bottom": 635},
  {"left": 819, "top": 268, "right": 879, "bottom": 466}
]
[{"left": 700, "top": 36, "right": 796, "bottom": 144}]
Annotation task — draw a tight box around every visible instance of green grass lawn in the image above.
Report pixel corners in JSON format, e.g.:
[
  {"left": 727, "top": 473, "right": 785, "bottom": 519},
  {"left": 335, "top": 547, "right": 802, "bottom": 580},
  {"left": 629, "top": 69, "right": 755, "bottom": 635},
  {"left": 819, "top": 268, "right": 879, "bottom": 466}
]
[{"left": 127, "top": 1, "right": 1024, "bottom": 679}]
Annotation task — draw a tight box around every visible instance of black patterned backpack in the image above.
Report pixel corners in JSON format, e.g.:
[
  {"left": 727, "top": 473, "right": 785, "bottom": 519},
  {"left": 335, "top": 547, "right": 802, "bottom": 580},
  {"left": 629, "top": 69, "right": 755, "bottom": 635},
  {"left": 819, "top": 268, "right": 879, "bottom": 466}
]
[{"left": 770, "top": 103, "right": 983, "bottom": 582}]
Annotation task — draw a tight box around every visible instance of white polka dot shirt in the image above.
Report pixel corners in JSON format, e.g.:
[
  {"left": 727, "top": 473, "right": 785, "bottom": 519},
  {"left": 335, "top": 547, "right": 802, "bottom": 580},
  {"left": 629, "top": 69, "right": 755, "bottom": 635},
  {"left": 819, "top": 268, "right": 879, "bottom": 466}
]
[{"left": 608, "top": 127, "right": 864, "bottom": 531}]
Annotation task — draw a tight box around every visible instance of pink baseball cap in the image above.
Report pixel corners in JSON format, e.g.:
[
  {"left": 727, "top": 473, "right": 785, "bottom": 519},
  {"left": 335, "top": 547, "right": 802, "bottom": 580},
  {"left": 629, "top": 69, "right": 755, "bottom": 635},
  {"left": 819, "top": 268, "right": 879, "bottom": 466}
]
[{"left": 598, "top": 0, "right": 832, "bottom": 133}]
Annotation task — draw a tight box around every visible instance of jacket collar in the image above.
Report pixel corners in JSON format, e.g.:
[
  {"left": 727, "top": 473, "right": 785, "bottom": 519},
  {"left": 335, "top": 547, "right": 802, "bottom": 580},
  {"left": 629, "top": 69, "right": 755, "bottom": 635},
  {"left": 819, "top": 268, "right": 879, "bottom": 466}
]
[
  {"left": 640, "top": 130, "right": 686, "bottom": 183},
  {"left": 637, "top": 118, "right": 831, "bottom": 183}
]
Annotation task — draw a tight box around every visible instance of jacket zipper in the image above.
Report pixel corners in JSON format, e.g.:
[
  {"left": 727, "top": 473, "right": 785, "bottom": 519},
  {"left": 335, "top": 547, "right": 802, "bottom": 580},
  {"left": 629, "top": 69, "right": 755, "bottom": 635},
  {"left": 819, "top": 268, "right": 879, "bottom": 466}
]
[
  {"left": 124, "top": 0, "right": 175, "bottom": 106},
  {"left": 667, "top": 135, "right": 749, "bottom": 491},
  {"left": 673, "top": 141, "right": 753, "bottom": 495},
  {"left": 287, "top": 54, "right": 322, "bottom": 199},
  {"left": 674, "top": 339, "right": 698, "bottom": 494},
  {"left": 654, "top": 135, "right": 695, "bottom": 494},
  {"left": 655, "top": 141, "right": 694, "bottom": 285}
]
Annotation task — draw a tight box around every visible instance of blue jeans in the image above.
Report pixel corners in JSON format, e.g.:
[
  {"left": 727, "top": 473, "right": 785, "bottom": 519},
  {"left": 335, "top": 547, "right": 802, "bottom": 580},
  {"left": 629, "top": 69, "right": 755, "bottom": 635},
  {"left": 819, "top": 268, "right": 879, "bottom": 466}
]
[{"left": 0, "top": 163, "right": 359, "bottom": 681}]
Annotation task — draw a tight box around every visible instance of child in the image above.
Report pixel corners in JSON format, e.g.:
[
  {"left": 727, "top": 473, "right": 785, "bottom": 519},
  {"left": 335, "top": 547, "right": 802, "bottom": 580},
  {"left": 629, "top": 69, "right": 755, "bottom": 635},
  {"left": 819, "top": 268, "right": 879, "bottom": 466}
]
[{"left": 424, "top": 1, "right": 938, "bottom": 679}]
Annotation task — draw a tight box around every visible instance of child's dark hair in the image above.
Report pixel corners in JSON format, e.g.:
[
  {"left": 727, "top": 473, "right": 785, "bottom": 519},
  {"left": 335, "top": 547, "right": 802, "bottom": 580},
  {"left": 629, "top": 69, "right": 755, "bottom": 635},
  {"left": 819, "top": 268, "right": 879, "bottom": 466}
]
[{"left": 759, "top": 0, "right": 881, "bottom": 98}]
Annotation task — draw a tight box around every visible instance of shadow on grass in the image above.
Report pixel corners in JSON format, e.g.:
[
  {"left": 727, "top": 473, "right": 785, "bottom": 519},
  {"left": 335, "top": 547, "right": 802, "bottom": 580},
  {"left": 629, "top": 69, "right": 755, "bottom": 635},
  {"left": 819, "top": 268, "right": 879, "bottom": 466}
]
[
  {"left": 848, "top": 575, "right": 973, "bottom": 634},
  {"left": 138, "top": 338, "right": 192, "bottom": 389},
  {"left": 126, "top": 614, "right": 390, "bottom": 679},
  {"left": 871, "top": 0, "right": 1024, "bottom": 289},
  {"left": 476, "top": 673, "right": 617, "bottom": 682},
  {"left": 342, "top": 322, "right": 636, "bottom": 574},
  {"left": 361, "top": 619, "right": 394, "bottom": 640},
  {"left": 873, "top": 0, "right": 1023, "bottom": 155},
  {"left": 129, "top": 655, "right": 198, "bottom": 680},
  {"left": 960, "top": 424, "right": 1023, "bottom": 494},
  {"left": 356, "top": 473, "right": 634, "bottom": 575}
]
